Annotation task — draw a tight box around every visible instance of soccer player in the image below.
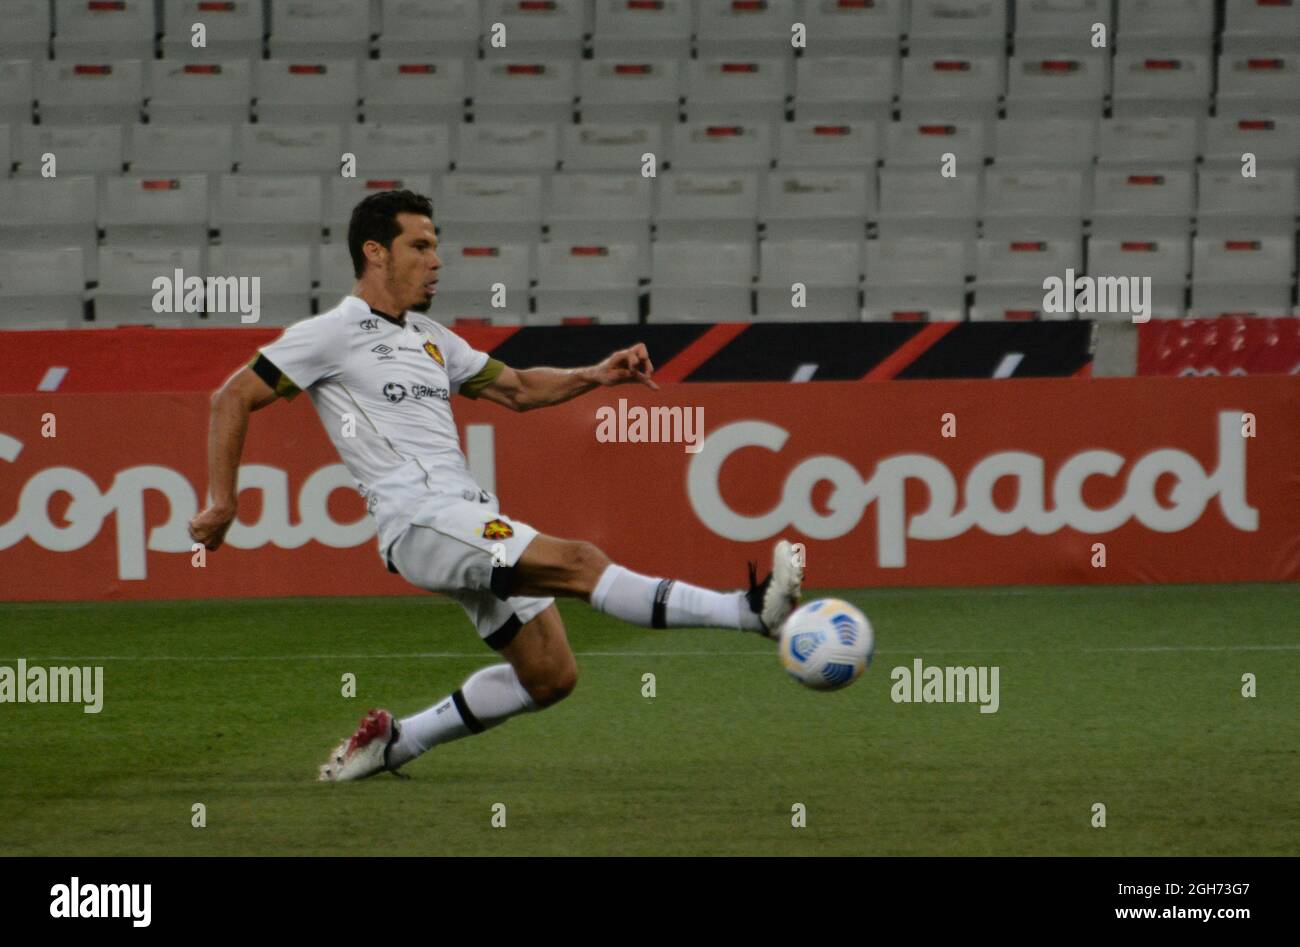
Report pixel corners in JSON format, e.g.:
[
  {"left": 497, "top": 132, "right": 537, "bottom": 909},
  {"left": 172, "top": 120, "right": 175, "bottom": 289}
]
[{"left": 188, "top": 190, "right": 803, "bottom": 782}]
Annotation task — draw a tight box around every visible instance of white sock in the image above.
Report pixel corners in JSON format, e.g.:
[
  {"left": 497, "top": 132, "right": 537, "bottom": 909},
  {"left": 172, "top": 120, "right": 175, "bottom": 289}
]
[
  {"left": 590, "top": 564, "right": 760, "bottom": 631},
  {"left": 388, "top": 664, "right": 536, "bottom": 768}
]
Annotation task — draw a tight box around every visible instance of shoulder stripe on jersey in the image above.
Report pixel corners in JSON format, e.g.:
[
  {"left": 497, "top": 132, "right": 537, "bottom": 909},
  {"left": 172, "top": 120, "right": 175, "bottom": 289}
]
[
  {"left": 459, "top": 357, "right": 505, "bottom": 399},
  {"left": 250, "top": 353, "right": 302, "bottom": 400}
]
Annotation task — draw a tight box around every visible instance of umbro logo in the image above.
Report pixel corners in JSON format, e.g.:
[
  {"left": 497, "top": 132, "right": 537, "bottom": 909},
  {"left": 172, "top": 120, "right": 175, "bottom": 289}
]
[
  {"left": 371, "top": 343, "right": 396, "bottom": 361},
  {"left": 359, "top": 318, "right": 381, "bottom": 331}
]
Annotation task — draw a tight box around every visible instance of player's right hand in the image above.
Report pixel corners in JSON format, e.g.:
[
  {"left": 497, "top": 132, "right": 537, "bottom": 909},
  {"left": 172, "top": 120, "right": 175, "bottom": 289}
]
[{"left": 189, "top": 504, "right": 237, "bottom": 551}]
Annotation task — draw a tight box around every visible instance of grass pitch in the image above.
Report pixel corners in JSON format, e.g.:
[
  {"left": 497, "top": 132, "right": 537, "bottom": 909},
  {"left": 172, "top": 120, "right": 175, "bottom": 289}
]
[{"left": 1, "top": 583, "right": 1296, "bottom": 856}]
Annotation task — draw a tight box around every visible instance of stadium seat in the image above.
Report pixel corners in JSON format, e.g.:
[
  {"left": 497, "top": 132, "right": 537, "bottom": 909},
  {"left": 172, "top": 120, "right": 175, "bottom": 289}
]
[
  {"left": 670, "top": 121, "right": 774, "bottom": 171},
  {"left": 161, "top": 0, "right": 264, "bottom": 61},
  {"left": 653, "top": 169, "right": 761, "bottom": 243},
  {"left": 993, "top": 117, "right": 1097, "bottom": 168},
  {"left": 470, "top": 60, "right": 577, "bottom": 124},
  {"left": 532, "top": 241, "right": 641, "bottom": 326},
  {"left": 480, "top": 0, "right": 585, "bottom": 59},
  {"left": 361, "top": 60, "right": 467, "bottom": 125},
  {"left": 1116, "top": 0, "right": 1214, "bottom": 55},
  {"left": 545, "top": 172, "right": 654, "bottom": 278},
  {"left": 559, "top": 122, "right": 664, "bottom": 173},
  {"left": 13, "top": 124, "right": 125, "bottom": 176},
  {"left": 1190, "top": 235, "right": 1296, "bottom": 315},
  {"left": 800, "top": 0, "right": 906, "bottom": 56},
  {"left": 969, "top": 283, "right": 1059, "bottom": 321},
  {"left": 128, "top": 123, "right": 237, "bottom": 175},
  {"left": 1097, "top": 117, "right": 1201, "bottom": 171},
  {"left": 0, "top": 125, "right": 10, "bottom": 177},
  {"left": 755, "top": 239, "right": 862, "bottom": 322},
  {"left": 1197, "top": 169, "right": 1299, "bottom": 236},
  {"left": 1004, "top": 54, "right": 1108, "bottom": 119},
  {"left": 696, "top": 0, "right": 798, "bottom": 59},
  {"left": 649, "top": 240, "right": 755, "bottom": 323},
  {"left": 435, "top": 172, "right": 544, "bottom": 244},
  {"left": 776, "top": 120, "right": 879, "bottom": 170},
  {"left": 1222, "top": 0, "right": 1300, "bottom": 54},
  {"left": 908, "top": 0, "right": 1008, "bottom": 55},
  {"left": 973, "top": 236, "right": 1081, "bottom": 321},
  {"left": 454, "top": 122, "right": 560, "bottom": 173},
  {"left": 1111, "top": 52, "right": 1212, "bottom": 118},
  {"left": 0, "top": 61, "right": 35, "bottom": 126},
  {"left": 100, "top": 173, "right": 210, "bottom": 249},
  {"left": 883, "top": 118, "right": 987, "bottom": 169},
  {"left": 328, "top": 173, "right": 436, "bottom": 238},
  {"left": 760, "top": 168, "right": 873, "bottom": 242},
  {"left": 899, "top": 54, "right": 1003, "bottom": 123},
  {"left": 236, "top": 123, "right": 345, "bottom": 175},
  {"left": 1202, "top": 115, "right": 1300, "bottom": 169},
  {"left": 0, "top": 247, "right": 85, "bottom": 329},
  {"left": 1013, "top": 0, "right": 1112, "bottom": 58},
  {"left": 1090, "top": 169, "right": 1195, "bottom": 237},
  {"left": 255, "top": 60, "right": 360, "bottom": 124},
  {"left": 876, "top": 169, "right": 980, "bottom": 243},
  {"left": 862, "top": 238, "right": 968, "bottom": 322},
  {"left": 146, "top": 60, "right": 253, "bottom": 124},
  {"left": 577, "top": 60, "right": 681, "bottom": 132},
  {"left": 426, "top": 241, "right": 531, "bottom": 325},
  {"left": 344, "top": 123, "right": 452, "bottom": 175},
  {"left": 2, "top": 1, "right": 50, "bottom": 60},
  {"left": 683, "top": 57, "right": 789, "bottom": 126},
  {"left": 1087, "top": 236, "right": 1190, "bottom": 318},
  {"left": 1216, "top": 53, "right": 1300, "bottom": 117},
  {"left": 37, "top": 60, "right": 145, "bottom": 125},
  {"left": 982, "top": 165, "right": 1086, "bottom": 235},
  {"left": 590, "top": 0, "right": 693, "bottom": 60},
  {"left": 93, "top": 245, "right": 203, "bottom": 327},
  {"left": 377, "top": 0, "right": 480, "bottom": 61},
  {"left": 53, "top": 0, "right": 155, "bottom": 61},
  {"left": 214, "top": 174, "right": 324, "bottom": 246},
  {"left": 0, "top": 175, "right": 100, "bottom": 280},
  {"left": 268, "top": 0, "right": 372, "bottom": 60},
  {"left": 207, "top": 245, "right": 314, "bottom": 326},
  {"left": 792, "top": 56, "right": 897, "bottom": 126},
  {"left": 316, "top": 242, "right": 356, "bottom": 310}
]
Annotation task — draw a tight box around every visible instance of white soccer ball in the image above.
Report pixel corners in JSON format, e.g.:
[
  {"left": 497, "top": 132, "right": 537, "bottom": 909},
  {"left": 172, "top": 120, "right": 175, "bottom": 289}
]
[{"left": 777, "top": 598, "right": 874, "bottom": 691}]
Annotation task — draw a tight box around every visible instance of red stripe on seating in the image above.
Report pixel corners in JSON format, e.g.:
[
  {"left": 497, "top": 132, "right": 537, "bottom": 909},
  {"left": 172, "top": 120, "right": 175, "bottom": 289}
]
[
  {"left": 860, "top": 322, "right": 959, "bottom": 381},
  {"left": 655, "top": 323, "right": 749, "bottom": 383}
]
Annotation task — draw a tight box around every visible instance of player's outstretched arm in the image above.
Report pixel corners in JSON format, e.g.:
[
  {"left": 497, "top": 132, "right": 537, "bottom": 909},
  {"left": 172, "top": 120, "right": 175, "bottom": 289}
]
[
  {"left": 476, "top": 343, "right": 658, "bottom": 412},
  {"left": 188, "top": 366, "right": 281, "bottom": 551}
]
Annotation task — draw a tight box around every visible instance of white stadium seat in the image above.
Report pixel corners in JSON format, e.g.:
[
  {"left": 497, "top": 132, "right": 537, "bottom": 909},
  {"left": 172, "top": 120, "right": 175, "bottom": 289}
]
[
  {"left": 649, "top": 240, "right": 754, "bottom": 323},
  {"left": 793, "top": 56, "right": 897, "bottom": 125},
  {"left": 53, "top": 0, "right": 155, "bottom": 61},
  {"left": 560, "top": 122, "right": 664, "bottom": 173},
  {"left": 0, "top": 61, "right": 35, "bottom": 126},
  {"left": 3, "top": 2, "right": 50, "bottom": 60},
  {"left": 899, "top": 54, "right": 1002, "bottom": 123},
  {"left": 268, "top": 0, "right": 371, "bottom": 60},
  {"left": 969, "top": 283, "right": 1058, "bottom": 321},
  {"left": 128, "top": 123, "right": 236, "bottom": 175},
  {"left": 0, "top": 248, "right": 85, "bottom": 329},
  {"left": 0, "top": 175, "right": 100, "bottom": 279},
  {"left": 578, "top": 60, "right": 680, "bottom": 131},
  {"left": 255, "top": 60, "right": 359, "bottom": 124},
  {"left": 162, "top": 0, "right": 263, "bottom": 61},
  {"left": 883, "top": 118, "right": 987, "bottom": 168},
  {"left": 1097, "top": 117, "right": 1201, "bottom": 170},
  {"left": 776, "top": 120, "right": 880, "bottom": 169},
  {"left": 207, "top": 245, "right": 314, "bottom": 326},
  {"left": 591, "top": 0, "right": 693, "bottom": 60},
  {"left": 545, "top": 173, "right": 654, "bottom": 277},
  {"left": 876, "top": 169, "right": 980, "bottom": 243},
  {"left": 236, "top": 123, "right": 345, "bottom": 175},
  {"left": 454, "top": 122, "right": 560, "bottom": 173},
  {"left": 1196, "top": 169, "right": 1298, "bottom": 236},
  {"left": 696, "top": 0, "right": 798, "bottom": 58},
  {"left": 1004, "top": 54, "right": 1108, "bottom": 119},
  {"left": 470, "top": 59, "right": 577, "bottom": 124},
  {"left": 1203, "top": 115, "right": 1300, "bottom": 169},
  {"left": 756, "top": 239, "right": 862, "bottom": 322},
  {"left": 993, "top": 117, "right": 1097, "bottom": 168},
  {"left": 214, "top": 174, "right": 324, "bottom": 245},
  {"left": 1223, "top": 0, "right": 1300, "bottom": 53},
  {"left": 1112, "top": 52, "right": 1212, "bottom": 118},
  {"left": 428, "top": 241, "right": 531, "bottom": 325},
  {"left": 800, "top": 0, "right": 906, "bottom": 56},
  {"left": 316, "top": 242, "right": 356, "bottom": 310},
  {"left": 38, "top": 60, "right": 144, "bottom": 125},
  {"left": 1216, "top": 53, "right": 1300, "bottom": 117},
  {"left": 146, "top": 60, "right": 252, "bottom": 124},
  {"left": 653, "top": 170, "right": 761, "bottom": 242},
  {"left": 328, "top": 174, "right": 436, "bottom": 238},
  {"left": 345, "top": 124, "right": 452, "bottom": 175},
  {"left": 480, "top": 0, "right": 585, "bottom": 59},
  {"left": 760, "top": 168, "right": 873, "bottom": 242},
  {"left": 683, "top": 57, "right": 789, "bottom": 125},
  {"left": 361, "top": 59, "right": 467, "bottom": 125},
  {"left": 1117, "top": 0, "right": 1215, "bottom": 55},
  {"left": 532, "top": 241, "right": 641, "bottom": 325},
  {"left": 14, "top": 124, "right": 125, "bottom": 176},
  {"left": 1087, "top": 236, "right": 1190, "bottom": 318},
  {"left": 100, "top": 173, "right": 209, "bottom": 248},
  {"left": 435, "top": 173, "right": 544, "bottom": 244},
  {"left": 1191, "top": 235, "right": 1296, "bottom": 315},
  {"left": 94, "top": 245, "right": 203, "bottom": 328},
  {"left": 974, "top": 236, "right": 1082, "bottom": 322},
  {"left": 1014, "top": 0, "right": 1112, "bottom": 57},
  {"left": 377, "top": 0, "right": 480, "bottom": 60},
  {"left": 908, "top": 0, "right": 1008, "bottom": 55},
  {"left": 1091, "top": 169, "right": 1195, "bottom": 237},
  {"left": 862, "top": 238, "right": 968, "bottom": 323},
  {"left": 670, "top": 121, "right": 774, "bottom": 171}
]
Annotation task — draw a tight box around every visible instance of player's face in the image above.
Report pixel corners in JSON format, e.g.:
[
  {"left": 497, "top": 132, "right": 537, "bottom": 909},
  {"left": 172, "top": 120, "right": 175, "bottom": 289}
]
[{"left": 385, "top": 212, "right": 442, "bottom": 314}]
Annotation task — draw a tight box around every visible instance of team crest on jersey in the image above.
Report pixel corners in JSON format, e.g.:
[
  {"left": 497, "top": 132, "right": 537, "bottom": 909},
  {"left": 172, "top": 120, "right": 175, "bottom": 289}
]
[
  {"left": 482, "top": 519, "right": 514, "bottom": 540},
  {"left": 424, "top": 341, "right": 445, "bottom": 367}
]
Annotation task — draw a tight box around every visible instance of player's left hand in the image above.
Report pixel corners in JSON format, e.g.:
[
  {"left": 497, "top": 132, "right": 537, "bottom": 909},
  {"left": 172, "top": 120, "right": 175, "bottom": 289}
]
[{"left": 593, "top": 343, "right": 658, "bottom": 390}]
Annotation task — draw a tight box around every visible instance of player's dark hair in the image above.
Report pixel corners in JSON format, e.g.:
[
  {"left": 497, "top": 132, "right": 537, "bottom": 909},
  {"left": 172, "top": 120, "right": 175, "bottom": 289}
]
[{"left": 347, "top": 189, "right": 435, "bottom": 278}]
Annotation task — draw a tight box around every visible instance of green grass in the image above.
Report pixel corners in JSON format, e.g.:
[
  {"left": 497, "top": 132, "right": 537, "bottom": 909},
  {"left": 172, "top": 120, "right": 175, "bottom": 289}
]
[{"left": 1, "top": 584, "right": 1297, "bottom": 855}]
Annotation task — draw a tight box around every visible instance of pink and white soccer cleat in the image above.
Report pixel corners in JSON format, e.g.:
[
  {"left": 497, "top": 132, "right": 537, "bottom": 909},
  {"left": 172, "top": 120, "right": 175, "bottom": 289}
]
[{"left": 318, "top": 708, "right": 402, "bottom": 782}]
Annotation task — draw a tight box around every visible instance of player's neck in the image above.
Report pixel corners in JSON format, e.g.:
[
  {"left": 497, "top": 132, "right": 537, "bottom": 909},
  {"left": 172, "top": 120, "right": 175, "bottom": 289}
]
[{"left": 353, "top": 289, "right": 407, "bottom": 327}]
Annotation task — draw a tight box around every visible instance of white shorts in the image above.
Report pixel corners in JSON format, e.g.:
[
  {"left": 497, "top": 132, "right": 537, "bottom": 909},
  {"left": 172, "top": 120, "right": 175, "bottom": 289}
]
[{"left": 386, "top": 493, "right": 554, "bottom": 649}]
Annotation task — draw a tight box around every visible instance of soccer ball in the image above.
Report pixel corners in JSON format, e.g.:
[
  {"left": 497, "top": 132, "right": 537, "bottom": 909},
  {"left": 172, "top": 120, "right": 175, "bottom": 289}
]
[{"left": 777, "top": 598, "right": 874, "bottom": 691}]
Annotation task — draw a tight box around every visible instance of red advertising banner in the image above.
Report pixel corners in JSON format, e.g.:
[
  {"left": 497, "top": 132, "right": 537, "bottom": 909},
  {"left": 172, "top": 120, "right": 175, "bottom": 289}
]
[
  {"left": 1139, "top": 316, "right": 1300, "bottom": 376},
  {"left": 1, "top": 376, "right": 1297, "bottom": 600}
]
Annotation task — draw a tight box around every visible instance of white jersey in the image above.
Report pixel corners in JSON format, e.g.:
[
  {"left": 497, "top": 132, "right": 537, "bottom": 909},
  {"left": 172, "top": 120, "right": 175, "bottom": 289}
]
[{"left": 255, "top": 294, "right": 503, "bottom": 560}]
